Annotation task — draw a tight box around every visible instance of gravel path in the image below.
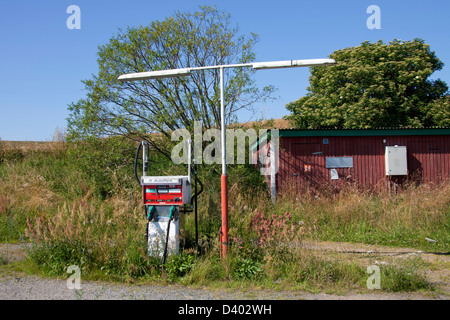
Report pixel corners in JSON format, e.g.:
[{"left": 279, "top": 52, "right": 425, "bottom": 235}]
[
  {"left": 1, "top": 274, "right": 444, "bottom": 300},
  {"left": 1, "top": 241, "right": 448, "bottom": 300}
]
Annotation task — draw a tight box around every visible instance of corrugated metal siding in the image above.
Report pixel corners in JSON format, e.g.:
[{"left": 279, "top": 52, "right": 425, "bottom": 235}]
[{"left": 276, "top": 134, "right": 450, "bottom": 194}]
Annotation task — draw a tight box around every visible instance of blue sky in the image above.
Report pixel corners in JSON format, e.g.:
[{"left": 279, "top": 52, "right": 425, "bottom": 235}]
[{"left": 0, "top": 0, "right": 449, "bottom": 141}]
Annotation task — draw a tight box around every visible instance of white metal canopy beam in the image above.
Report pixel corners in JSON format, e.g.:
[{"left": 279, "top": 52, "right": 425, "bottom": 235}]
[
  {"left": 117, "top": 68, "right": 192, "bottom": 81},
  {"left": 117, "top": 59, "right": 336, "bottom": 81},
  {"left": 252, "top": 58, "right": 336, "bottom": 70}
]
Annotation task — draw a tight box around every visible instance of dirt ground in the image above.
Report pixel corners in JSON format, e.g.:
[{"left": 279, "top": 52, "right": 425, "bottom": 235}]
[
  {"left": 0, "top": 240, "right": 448, "bottom": 300},
  {"left": 301, "top": 239, "right": 450, "bottom": 295}
]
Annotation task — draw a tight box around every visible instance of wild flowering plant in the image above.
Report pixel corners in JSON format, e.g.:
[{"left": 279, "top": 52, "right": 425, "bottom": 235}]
[{"left": 249, "top": 210, "right": 299, "bottom": 248}]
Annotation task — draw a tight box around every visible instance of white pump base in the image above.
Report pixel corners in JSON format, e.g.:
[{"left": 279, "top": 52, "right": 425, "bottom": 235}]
[{"left": 147, "top": 207, "right": 180, "bottom": 258}]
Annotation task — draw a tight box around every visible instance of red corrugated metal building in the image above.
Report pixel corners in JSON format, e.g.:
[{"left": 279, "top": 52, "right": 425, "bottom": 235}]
[{"left": 254, "top": 128, "right": 450, "bottom": 200}]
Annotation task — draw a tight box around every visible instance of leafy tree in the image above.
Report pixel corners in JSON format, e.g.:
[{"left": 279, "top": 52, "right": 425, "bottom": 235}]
[
  {"left": 67, "top": 5, "right": 274, "bottom": 157},
  {"left": 286, "top": 39, "right": 449, "bottom": 128},
  {"left": 425, "top": 95, "right": 450, "bottom": 127}
]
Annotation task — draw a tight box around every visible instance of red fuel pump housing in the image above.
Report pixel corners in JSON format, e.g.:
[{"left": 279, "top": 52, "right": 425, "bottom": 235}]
[{"left": 142, "top": 176, "right": 191, "bottom": 206}]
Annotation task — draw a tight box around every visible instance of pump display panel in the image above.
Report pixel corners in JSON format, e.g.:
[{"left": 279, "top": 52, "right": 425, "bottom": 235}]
[{"left": 142, "top": 176, "right": 191, "bottom": 205}]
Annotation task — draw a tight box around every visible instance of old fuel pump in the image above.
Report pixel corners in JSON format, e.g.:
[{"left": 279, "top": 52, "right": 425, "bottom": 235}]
[{"left": 134, "top": 140, "right": 202, "bottom": 264}]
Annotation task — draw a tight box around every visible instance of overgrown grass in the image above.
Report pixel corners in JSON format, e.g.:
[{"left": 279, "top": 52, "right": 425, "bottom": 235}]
[
  {"left": 0, "top": 137, "right": 447, "bottom": 293},
  {"left": 0, "top": 254, "right": 6, "bottom": 266},
  {"left": 381, "top": 257, "right": 432, "bottom": 292},
  {"left": 268, "top": 181, "right": 450, "bottom": 252}
]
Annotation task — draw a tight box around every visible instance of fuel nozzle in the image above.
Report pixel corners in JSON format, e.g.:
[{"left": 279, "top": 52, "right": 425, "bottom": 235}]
[
  {"left": 144, "top": 160, "right": 149, "bottom": 174},
  {"left": 142, "top": 141, "right": 149, "bottom": 177},
  {"left": 147, "top": 205, "right": 156, "bottom": 221},
  {"left": 169, "top": 206, "right": 175, "bottom": 221}
]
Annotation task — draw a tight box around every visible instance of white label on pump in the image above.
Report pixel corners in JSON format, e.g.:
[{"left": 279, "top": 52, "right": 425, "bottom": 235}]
[{"left": 142, "top": 177, "right": 181, "bottom": 185}]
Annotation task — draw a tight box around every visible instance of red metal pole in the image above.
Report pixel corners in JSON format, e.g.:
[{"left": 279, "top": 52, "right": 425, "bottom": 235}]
[
  {"left": 221, "top": 174, "right": 229, "bottom": 257},
  {"left": 219, "top": 66, "right": 229, "bottom": 258}
]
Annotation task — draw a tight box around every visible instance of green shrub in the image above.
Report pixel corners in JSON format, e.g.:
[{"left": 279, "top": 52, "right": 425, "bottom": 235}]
[
  {"left": 67, "top": 136, "right": 137, "bottom": 199},
  {"left": 231, "top": 257, "right": 262, "bottom": 280},
  {"left": 123, "top": 238, "right": 155, "bottom": 278},
  {"left": 29, "top": 240, "right": 94, "bottom": 275},
  {"left": 381, "top": 258, "right": 433, "bottom": 292},
  {"left": 165, "top": 253, "right": 195, "bottom": 280}
]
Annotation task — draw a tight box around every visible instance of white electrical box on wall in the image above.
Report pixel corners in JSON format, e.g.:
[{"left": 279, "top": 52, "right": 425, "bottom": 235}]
[{"left": 385, "top": 146, "right": 408, "bottom": 176}]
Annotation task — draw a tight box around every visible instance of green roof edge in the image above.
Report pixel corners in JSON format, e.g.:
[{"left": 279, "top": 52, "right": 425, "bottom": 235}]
[
  {"left": 250, "top": 128, "right": 450, "bottom": 151},
  {"left": 279, "top": 128, "right": 450, "bottom": 137}
]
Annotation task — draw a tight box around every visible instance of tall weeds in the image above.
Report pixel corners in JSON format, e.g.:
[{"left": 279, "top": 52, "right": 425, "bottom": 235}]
[
  {"left": 25, "top": 194, "right": 152, "bottom": 278},
  {"left": 271, "top": 180, "right": 449, "bottom": 251}
]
